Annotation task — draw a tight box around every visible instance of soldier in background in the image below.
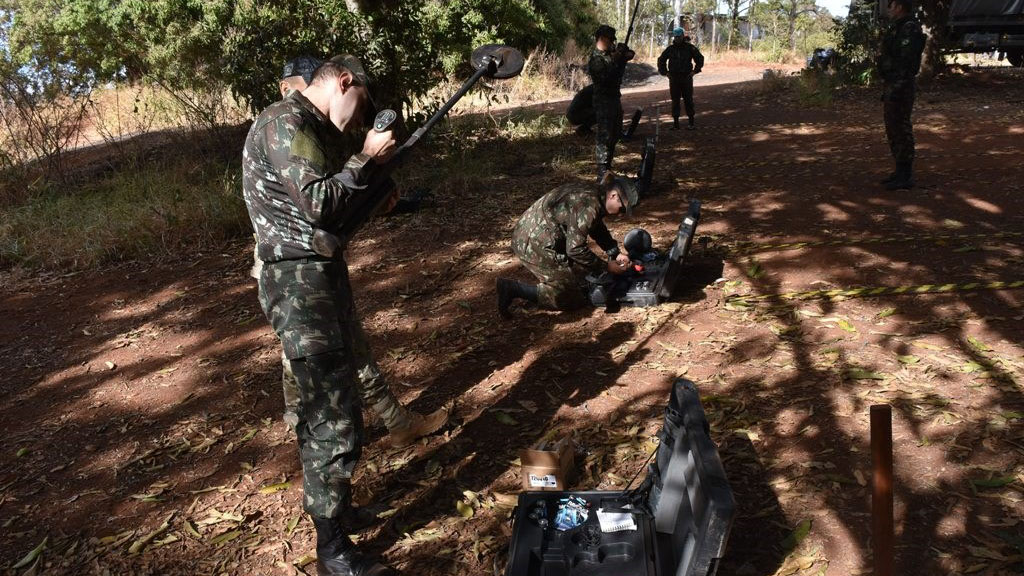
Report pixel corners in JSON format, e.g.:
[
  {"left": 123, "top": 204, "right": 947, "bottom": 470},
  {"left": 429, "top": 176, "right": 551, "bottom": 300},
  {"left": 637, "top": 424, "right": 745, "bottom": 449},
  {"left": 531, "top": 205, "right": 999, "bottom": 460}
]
[
  {"left": 657, "top": 28, "right": 704, "bottom": 130},
  {"left": 496, "top": 173, "right": 638, "bottom": 317},
  {"left": 589, "top": 24, "right": 634, "bottom": 180},
  {"left": 878, "top": 0, "right": 926, "bottom": 190}
]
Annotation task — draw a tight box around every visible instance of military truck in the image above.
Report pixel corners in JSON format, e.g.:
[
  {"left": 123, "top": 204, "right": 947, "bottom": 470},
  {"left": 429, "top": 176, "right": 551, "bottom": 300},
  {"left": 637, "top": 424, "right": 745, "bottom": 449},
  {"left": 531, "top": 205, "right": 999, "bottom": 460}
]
[{"left": 945, "top": 0, "right": 1024, "bottom": 66}]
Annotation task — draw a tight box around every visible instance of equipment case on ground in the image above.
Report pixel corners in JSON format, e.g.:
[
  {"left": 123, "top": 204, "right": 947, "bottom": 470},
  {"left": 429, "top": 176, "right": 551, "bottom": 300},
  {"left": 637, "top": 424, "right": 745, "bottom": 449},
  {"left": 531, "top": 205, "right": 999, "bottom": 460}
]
[{"left": 503, "top": 379, "right": 735, "bottom": 576}]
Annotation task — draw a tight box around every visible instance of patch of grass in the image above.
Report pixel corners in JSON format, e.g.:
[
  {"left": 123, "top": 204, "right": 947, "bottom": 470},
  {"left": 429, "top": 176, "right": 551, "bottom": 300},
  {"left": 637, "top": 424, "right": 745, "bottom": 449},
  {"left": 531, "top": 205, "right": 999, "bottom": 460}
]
[{"left": 0, "top": 155, "right": 249, "bottom": 269}]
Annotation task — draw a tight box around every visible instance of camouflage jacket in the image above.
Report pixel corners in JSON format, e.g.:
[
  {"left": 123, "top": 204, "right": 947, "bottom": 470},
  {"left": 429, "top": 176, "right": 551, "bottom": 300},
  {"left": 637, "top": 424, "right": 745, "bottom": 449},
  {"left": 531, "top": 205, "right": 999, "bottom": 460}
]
[
  {"left": 588, "top": 48, "right": 627, "bottom": 99},
  {"left": 657, "top": 40, "right": 704, "bottom": 77},
  {"left": 512, "top": 182, "right": 618, "bottom": 273},
  {"left": 878, "top": 16, "right": 925, "bottom": 95},
  {"left": 242, "top": 91, "right": 375, "bottom": 262}
]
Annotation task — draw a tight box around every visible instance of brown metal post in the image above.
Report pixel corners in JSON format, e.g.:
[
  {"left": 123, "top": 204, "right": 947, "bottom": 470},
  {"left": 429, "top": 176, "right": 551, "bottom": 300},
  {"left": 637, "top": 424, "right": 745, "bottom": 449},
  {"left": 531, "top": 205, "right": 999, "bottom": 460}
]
[{"left": 871, "top": 404, "right": 894, "bottom": 576}]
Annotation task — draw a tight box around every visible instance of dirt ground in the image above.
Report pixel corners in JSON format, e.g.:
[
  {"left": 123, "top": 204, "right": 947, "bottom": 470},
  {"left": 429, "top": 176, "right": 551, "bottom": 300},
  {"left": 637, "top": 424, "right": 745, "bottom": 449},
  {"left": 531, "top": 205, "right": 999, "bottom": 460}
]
[{"left": 2, "top": 64, "right": 1023, "bottom": 576}]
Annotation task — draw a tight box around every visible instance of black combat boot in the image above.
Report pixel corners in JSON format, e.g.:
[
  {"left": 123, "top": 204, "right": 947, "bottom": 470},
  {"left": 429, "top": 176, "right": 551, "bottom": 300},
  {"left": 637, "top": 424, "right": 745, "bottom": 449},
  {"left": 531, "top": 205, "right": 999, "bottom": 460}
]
[
  {"left": 885, "top": 161, "right": 914, "bottom": 190},
  {"left": 671, "top": 117, "right": 680, "bottom": 130},
  {"left": 313, "top": 516, "right": 395, "bottom": 576},
  {"left": 687, "top": 117, "right": 695, "bottom": 130},
  {"left": 497, "top": 279, "right": 539, "bottom": 319}
]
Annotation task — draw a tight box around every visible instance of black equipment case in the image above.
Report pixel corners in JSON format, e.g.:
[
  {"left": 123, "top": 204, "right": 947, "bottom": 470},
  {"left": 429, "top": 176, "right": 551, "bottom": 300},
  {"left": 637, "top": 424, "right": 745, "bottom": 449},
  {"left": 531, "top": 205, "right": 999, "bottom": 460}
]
[
  {"left": 503, "top": 379, "right": 735, "bottom": 576},
  {"left": 587, "top": 199, "right": 701, "bottom": 308}
]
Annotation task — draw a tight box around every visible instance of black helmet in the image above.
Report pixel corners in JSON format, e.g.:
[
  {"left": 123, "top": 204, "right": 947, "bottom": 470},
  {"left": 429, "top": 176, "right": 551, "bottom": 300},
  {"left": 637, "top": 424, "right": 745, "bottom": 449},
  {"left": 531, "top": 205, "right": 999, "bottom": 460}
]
[{"left": 624, "top": 228, "right": 653, "bottom": 259}]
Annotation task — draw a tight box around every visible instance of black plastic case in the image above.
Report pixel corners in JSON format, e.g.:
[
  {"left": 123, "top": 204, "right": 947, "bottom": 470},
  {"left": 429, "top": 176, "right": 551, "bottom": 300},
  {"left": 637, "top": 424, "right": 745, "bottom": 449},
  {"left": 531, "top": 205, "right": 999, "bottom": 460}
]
[{"left": 504, "top": 379, "right": 734, "bottom": 576}]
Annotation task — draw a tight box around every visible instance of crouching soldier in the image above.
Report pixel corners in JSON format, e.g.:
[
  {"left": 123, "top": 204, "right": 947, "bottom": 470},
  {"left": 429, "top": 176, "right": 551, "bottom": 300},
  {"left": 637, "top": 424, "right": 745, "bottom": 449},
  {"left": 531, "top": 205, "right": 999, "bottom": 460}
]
[{"left": 497, "top": 174, "right": 638, "bottom": 317}]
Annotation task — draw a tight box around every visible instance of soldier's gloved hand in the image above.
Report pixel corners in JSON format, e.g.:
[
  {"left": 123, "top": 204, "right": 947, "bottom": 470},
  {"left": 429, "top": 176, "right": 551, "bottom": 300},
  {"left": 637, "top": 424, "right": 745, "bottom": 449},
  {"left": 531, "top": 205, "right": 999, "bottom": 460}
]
[
  {"left": 693, "top": 68, "right": 702, "bottom": 75},
  {"left": 362, "top": 129, "right": 397, "bottom": 164},
  {"left": 614, "top": 253, "right": 631, "bottom": 267}
]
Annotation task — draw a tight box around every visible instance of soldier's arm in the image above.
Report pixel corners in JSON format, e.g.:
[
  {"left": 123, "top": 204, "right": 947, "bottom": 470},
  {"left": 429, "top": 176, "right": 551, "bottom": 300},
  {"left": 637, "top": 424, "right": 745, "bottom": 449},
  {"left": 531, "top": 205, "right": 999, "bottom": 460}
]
[
  {"left": 893, "top": 22, "right": 925, "bottom": 88},
  {"left": 588, "top": 219, "right": 620, "bottom": 258},
  {"left": 657, "top": 47, "right": 670, "bottom": 75},
  {"left": 565, "top": 203, "right": 606, "bottom": 272},
  {"left": 693, "top": 45, "right": 705, "bottom": 72},
  {"left": 264, "top": 116, "right": 364, "bottom": 227}
]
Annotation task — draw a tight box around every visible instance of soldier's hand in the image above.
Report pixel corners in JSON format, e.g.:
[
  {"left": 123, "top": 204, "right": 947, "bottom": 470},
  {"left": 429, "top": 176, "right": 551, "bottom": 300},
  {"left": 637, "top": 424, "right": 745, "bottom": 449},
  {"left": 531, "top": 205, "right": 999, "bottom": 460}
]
[
  {"left": 607, "top": 260, "right": 630, "bottom": 275},
  {"left": 362, "top": 129, "right": 397, "bottom": 164},
  {"left": 614, "top": 253, "right": 631, "bottom": 267}
]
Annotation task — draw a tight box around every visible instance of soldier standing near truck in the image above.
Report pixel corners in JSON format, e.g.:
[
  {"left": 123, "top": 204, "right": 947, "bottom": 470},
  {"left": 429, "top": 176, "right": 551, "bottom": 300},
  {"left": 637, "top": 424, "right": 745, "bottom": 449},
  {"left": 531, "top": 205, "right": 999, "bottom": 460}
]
[{"left": 878, "top": 0, "right": 926, "bottom": 190}]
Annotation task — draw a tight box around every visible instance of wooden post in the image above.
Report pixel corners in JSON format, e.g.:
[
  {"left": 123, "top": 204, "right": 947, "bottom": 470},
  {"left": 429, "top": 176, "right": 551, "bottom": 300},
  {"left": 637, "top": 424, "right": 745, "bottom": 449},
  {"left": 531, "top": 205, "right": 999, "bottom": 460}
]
[{"left": 871, "top": 405, "right": 894, "bottom": 576}]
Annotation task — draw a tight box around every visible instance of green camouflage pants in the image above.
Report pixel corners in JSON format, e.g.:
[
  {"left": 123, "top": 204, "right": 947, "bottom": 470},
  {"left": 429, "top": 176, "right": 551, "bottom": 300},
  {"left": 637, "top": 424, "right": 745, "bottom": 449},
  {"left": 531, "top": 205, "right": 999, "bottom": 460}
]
[
  {"left": 518, "top": 256, "right": 589, "bottom": 311},
  {"left": 883, "top": 92, "right": 915, "bottom": 164},
  {"left": 258, "top": 246, "right": 405, "bottom": 433},
  {"left": 257, "top": 258, "right": 368, "bottom": 518},
  {"left": 280, "top": 321, "right": 406, "bottom": 433},
  {"left": 594, "top": 95, "right": 623, "bottom": 169},
  {"left": 289, "top": 349, "right": 364, "bottom": 518}
]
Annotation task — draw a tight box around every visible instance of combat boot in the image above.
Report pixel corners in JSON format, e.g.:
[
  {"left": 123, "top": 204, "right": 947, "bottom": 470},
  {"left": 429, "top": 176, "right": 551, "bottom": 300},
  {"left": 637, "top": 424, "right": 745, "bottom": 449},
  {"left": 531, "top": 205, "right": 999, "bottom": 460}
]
[
  {"left": 885, "top": 161, "right": 914, "bottom": 190},
  {"left": 687, "top": 117, "right": 695, "bottom": 130},
  {"left": 672, "top": 117, "right": 680, "bottom": 130},
  {"left": 497, "top": 279, "right": 539, "bottom": 319},
  {"left": 313, "top": 516, "right": 396, "bottom": 576},
  {"left": 387, "top": 405, "right": 450, "bottom": 448}
]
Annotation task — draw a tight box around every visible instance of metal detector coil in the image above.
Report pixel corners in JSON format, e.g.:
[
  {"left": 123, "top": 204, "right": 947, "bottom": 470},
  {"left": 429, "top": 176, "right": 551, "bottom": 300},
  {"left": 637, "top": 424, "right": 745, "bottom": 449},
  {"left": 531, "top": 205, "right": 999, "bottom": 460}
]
[{"left": 471, "top": 44, "right": 526, "bottom": 79}]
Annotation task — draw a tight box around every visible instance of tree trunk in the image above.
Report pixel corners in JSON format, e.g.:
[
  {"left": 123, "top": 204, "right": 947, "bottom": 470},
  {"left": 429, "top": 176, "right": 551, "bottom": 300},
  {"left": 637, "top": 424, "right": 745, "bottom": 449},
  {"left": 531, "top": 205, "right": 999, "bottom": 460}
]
[
  {"left": 712, "top": 14, "right": 717, "bottom": 52},
  {"left": 748, "top": 0, "right": 756, "bottom": 51}
]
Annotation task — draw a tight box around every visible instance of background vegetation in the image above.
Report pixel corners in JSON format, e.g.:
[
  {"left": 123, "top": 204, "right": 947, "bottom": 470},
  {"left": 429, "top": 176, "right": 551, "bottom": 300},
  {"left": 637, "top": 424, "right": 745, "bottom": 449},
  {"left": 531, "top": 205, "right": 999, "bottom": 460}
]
[{"left": 0, "top": 0, "right": 886, "bottom": 270}]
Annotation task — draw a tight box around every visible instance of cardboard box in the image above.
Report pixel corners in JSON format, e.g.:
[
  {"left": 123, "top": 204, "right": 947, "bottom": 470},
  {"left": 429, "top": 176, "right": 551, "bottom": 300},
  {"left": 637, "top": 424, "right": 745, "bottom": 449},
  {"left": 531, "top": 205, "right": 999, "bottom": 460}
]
[{"left": 519, "top": 437, "right": 574, "bottom": 491}]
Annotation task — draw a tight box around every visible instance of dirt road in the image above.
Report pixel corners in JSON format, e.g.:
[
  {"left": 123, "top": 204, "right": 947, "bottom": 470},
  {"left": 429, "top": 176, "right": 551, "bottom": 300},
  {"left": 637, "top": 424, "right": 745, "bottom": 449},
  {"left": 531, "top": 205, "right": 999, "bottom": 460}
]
[{"left": 2, "top": 68, "right": 1023, "bottom": 575}]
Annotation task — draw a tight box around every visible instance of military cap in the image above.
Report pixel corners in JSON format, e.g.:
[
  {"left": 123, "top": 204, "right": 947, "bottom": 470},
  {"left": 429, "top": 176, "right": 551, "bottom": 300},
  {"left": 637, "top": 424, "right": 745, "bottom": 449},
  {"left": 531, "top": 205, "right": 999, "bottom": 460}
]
[
  {"left": 595, "top": 24, "right": 617, "bottom": 41},
  {"left": 281, "top": 55, "right": 322, "bottom": 85}
]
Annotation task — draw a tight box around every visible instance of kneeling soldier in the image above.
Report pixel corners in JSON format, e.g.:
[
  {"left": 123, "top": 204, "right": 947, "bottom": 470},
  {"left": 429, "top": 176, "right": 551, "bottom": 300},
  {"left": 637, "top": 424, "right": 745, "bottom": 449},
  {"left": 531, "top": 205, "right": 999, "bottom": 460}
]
[{"left": 497, "top": 173, "right": 638, "bottom": 316}]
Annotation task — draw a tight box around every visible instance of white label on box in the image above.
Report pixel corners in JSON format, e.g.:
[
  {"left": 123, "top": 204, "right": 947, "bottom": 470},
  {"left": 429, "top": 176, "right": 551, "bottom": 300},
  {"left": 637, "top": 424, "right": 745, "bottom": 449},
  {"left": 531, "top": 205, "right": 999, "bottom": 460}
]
[{"left": 528, "top": 473, "right": 558, "bottom": 488}]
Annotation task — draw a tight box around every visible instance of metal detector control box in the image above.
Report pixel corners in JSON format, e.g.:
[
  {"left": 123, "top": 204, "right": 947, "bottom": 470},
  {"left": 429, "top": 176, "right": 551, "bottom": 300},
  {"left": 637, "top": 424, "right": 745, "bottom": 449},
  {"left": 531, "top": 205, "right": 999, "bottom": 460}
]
[
  {"left": 588, "top": 199, "right": 701, "bottom": 308},
  {"left": 504, "top": 379, "right": 735, "bottom": 576}
]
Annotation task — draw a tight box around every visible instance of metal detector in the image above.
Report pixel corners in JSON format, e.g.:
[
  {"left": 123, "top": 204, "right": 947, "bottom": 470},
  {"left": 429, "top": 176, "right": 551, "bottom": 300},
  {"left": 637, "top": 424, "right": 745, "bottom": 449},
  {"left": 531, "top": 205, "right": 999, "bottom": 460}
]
[{"left": 313, "top": 44, "right": 525, "bottom": 258}]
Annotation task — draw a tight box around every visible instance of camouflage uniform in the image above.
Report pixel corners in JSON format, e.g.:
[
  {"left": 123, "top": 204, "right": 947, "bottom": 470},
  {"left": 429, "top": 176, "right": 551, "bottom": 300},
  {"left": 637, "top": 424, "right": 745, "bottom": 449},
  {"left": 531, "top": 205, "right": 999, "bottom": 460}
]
[
  {"left": 588, "top": 48, "right": 627, "bottom": 173},
  {"left": 657, "top": 38, "right": 704, "bottom": 124},
  {"left": 511, "top": 182, "right": 619, "bottom": 310},
  {"left": 242, "top": 91, "right": 400, "bottom": 518},
  {"left": 879, "top": 15, "right": 925, "bottom": 165},
  {"left": 246, "top": 92, "right": 405, "bottom": 435}
]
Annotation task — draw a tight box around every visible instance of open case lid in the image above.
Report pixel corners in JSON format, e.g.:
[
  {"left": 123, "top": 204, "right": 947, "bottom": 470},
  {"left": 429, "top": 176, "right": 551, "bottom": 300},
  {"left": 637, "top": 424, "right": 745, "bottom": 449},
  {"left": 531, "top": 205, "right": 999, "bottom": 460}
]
[
  {"left": 647, "top": 378, "right": 735, "bottom": 576},
  {"left": 654, "top": 199, "right": 702, "bottom": 300}
]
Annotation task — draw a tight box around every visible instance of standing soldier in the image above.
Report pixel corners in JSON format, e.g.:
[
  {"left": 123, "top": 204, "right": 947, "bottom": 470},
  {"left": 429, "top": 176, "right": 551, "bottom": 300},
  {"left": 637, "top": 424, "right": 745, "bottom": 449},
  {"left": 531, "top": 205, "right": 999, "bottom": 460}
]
[
  {"left": 589, "top": 24, "right": 635, "bottom": 180},
  {"left": 496, "top": 173, "right": 638, "bottom": 316},
  {"left": 657, "top": 28, "right": 704, "bottom": 130},
  {"left": 252, "top": 57, "right": 447, "bottom": 451},
  {"left": 244, "top": 55, "right": 442, "bottom": 575},
  {"left": 878, "top": 0, "right": 926, "bottom": 190}
]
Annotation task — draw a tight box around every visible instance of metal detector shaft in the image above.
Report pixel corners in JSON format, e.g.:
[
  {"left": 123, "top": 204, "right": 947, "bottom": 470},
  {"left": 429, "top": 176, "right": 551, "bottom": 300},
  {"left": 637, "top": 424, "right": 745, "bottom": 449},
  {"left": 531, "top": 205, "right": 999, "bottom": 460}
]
[
  {"left": 400, "top": 63, "right": 493, "bottom": 153},
  {"left": 311, "top": 48, "right": 519, "bottom": 258}
]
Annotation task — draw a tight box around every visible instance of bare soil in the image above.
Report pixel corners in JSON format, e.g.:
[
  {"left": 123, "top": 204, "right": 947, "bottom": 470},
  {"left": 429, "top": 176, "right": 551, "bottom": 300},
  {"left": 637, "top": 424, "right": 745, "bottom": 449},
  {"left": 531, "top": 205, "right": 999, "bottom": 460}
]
[{"left": 2, "top": 65, "right": 1023, "bottom": 576}]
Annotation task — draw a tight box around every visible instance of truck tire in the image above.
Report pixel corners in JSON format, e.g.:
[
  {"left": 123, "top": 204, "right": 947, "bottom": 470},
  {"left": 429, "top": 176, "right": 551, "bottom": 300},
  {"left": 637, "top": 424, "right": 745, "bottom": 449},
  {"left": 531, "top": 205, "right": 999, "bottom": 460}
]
[{"left": 1007, "top": 51, "right": 1024, "bottom": 67}]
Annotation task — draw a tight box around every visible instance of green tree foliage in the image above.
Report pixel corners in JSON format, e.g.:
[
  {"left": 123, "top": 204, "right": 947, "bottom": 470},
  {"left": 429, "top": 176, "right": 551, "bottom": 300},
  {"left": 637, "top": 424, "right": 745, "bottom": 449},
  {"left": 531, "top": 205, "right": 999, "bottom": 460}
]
[
  {"left": 4, "top": 0, "right": 597, "bottom": 117},
  {"left": 833, "top": 0, "right": 879, "bottom": 81}
]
